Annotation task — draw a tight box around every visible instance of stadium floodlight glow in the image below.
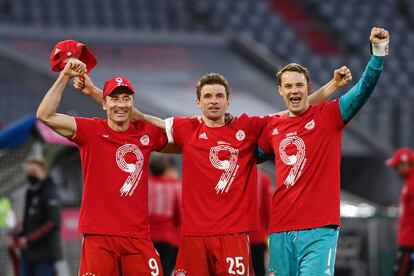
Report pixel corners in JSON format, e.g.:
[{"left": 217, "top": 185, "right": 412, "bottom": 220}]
[
  {"left": 357, "top": 203, "right": 376, "bottom": 218},
  {"left": 340, "top": 202, "right": 358, "bottom": 217},
  {"left": 340, "top": 202, "right": 376, "bottom": 218}
]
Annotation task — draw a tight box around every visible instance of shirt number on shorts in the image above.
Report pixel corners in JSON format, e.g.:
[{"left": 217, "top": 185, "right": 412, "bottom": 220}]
[
  {"left": 209, "top": 144, "right": 239, "bottom": 193},
  {"left": 226, "top": 256, "right": 245, "bottom": 275},
  {"left": 148, "top": 258, "right": 159, "bottom": 276},
  {"left": 116, "top": 144, "right": 144, "bottom": 196}
]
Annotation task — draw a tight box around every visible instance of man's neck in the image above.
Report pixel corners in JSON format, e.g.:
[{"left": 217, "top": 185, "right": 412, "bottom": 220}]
[
  {"left": 201, "top": 115, "right": 225, "bottom": 128},
  {"left": 108, "top": 120, "right": 130, "bottom": 132},
  {"left": 288, "top": 105, "right": 309, "bottom": 117}
]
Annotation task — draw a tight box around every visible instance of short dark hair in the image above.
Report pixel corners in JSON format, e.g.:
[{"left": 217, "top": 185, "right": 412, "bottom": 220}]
[
  {"left": 276, "top": 63, "right": 311, "bottom": 86},
  {"left": 196, "top": 73, "right": 230, "bottom": 100}
]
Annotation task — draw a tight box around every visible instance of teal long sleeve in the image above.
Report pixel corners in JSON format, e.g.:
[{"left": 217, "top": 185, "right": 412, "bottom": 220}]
[{"left": 339, "top": 56, "right": 384, "bottom": 124}]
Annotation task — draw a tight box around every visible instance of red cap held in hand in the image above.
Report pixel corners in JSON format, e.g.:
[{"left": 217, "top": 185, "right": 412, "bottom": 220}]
[{"left": 50, "top": 40, "right": 97, "bottom": 73}]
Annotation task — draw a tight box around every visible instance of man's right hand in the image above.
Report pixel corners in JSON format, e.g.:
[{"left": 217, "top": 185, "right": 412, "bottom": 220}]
[
  {"left": 333, "top": 66, "right": 352, "bottom": 88},
  {"left": 62, "top": 58, "right": 86, "bottom": 78}
]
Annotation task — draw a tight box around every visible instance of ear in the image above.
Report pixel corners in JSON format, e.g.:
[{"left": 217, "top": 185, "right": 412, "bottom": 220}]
[
  {"left": 307, "top": 83, "right": 312, "bottom": 95},
  {"left": 277, "top": 86, "right": 283, "bottom": 96},
  {"left": 196, "top": 98, "right": 201, "bottom": 110}
]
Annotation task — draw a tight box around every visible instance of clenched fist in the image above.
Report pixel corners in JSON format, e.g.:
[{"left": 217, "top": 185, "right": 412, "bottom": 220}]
[
  {"left": 334, "top": 66, "right": 352, "bottom": 88},
  {"left": 62, "top": 58, "right": 87, "bottom": 78},
  {"left": 370, "top": 27, "right": 389, "bottom": 45}
]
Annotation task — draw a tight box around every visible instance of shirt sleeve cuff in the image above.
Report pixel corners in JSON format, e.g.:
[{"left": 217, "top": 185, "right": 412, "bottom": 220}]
[{"left": 164, "top": 117, "right": 174, "bottom": 143}]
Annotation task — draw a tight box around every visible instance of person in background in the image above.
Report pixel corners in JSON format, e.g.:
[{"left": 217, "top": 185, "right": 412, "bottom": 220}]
[
  {"left": 249, "top": 168, "right": 273, "bottom": 276},
  {"left": 9, "top": 157, "right": 62, "bottom": 276},
  {"left": 386, "top": 147, "right": 414, "bottom": 276},
  {"left": 149, "top": 154, "right": 182, "bottom": 275}
]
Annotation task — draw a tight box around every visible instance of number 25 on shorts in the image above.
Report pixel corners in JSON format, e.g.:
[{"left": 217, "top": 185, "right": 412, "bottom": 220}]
[{"left": 226, "top": 257, "right": 245, "bottom": 275}]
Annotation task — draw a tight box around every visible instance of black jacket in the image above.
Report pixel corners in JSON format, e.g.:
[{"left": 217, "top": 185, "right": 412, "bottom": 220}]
[{"left": 20, "top": 176, "right": 63, "bottom": 263}]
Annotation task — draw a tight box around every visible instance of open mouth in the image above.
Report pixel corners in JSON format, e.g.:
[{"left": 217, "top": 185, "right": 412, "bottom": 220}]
[{"left": 289, "top": 97, "right": 301, "bottom": 105}]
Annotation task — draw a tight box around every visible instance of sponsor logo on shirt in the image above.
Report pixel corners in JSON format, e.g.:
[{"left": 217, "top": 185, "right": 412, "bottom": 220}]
[
  {"left": 140, "top": 135, "right": 150, "bottom": 145},
  {"left": 305, "top": 119, "right": 315, "bottom": 130},
  {"left": 236, "top": 130, "right": 246, "bottom": 141},
  {"left": 199, "top": 132, "right": 208, "bottom": 140}
]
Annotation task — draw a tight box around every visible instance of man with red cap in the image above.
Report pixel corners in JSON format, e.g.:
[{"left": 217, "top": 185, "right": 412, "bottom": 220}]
[
  {"left": 386, "top": 147, "right": 414, "bottom": 276},
  {"left": 36, "top": 59, "right": 166, "bottom": 275}
]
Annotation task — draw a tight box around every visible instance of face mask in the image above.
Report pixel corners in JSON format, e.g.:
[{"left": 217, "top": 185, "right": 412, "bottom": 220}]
[{"left": 27, "top": 175, "right": 39, "bottom": 185}]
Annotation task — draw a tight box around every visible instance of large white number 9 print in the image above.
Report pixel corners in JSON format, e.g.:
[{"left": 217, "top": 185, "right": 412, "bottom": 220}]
[
  {"left": 148, "top": 258, "right": 159, "bottom": 276},
  {"left": 209, "top": 144, "right": 239, "bottom": 193},
  {"left": 279, "top": 135, "right": 306, "bottom": 188},
  {"left": 116, "top": 144, "right": 144, "bottom": 196}
]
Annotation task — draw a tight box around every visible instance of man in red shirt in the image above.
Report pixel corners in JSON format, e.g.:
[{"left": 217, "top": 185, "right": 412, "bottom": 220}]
[
  {"left": 258, "top": 27, "right": 389, "bottom": 275},
  {"left": 386, "top": 148, "right": 414, "bottom": 276},
  {"left": 149, "top": 154, "right": 181, "bottom": 275},
  {"left": 36, "top": 59, "right": 166, "bottom": 276}
]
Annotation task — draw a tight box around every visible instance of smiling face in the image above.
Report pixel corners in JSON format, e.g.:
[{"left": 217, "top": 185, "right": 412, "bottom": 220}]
[
  {"left": 197, "top": 84, "right": 230, "bottom": 122},
  {"left": 277, "top": 63, "right": 312, "bottom": 116},
  {"left": 103, "top": 87, "right": 134, "bottom": 128},
  {"left": 195, "top": 73, "right": 230, "bottom": 126}
]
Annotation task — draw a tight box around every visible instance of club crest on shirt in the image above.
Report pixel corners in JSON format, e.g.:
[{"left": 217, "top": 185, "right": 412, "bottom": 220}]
[
  {"left": 236, "top": 130, "right": 245, "bottom": 141},
  {"left": 140, "top": 135, "right": 150, "bottom": 145},
  {"left": 304, "top": 119, "right": 315, "bottom": 130}
]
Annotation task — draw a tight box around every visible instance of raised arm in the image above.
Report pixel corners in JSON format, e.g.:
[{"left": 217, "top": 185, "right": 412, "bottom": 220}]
[
  {"left": 36, "top": 59, "right": 86, "bottom": 138},
  {"left": 308, "top": 66, "right": 352, "bottom": 105},
  {"left": 339, "top": 27, "right": 389, "bottom": 124}
]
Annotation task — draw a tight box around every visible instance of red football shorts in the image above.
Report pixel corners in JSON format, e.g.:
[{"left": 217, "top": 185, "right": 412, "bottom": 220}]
[
  {"left": 79, "top": 234, "right": 163, "bottom": 276},
  {"left": 174, "top": 233, "right": 253, "bottom": 276}
]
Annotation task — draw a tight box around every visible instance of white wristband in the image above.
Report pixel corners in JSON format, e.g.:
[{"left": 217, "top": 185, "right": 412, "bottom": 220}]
[{"left": 372, "top": 41, "right": 389, "bottom": 56}]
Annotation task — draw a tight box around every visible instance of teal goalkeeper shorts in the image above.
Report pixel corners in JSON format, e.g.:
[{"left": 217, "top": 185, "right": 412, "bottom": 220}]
[{"left": 268, "top": 227, "right": 339, "bottom": 276}]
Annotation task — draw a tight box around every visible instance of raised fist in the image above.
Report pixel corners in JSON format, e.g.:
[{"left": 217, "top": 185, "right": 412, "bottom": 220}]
[
  {"left": 334, "top": 66, "right": 352, "bottom": 88},
  {"left": 62, "top": 58, "right": 87, "bottom": 78},
  {"left": 370, "top": 27, "right": 389, "bottom": 45}
]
